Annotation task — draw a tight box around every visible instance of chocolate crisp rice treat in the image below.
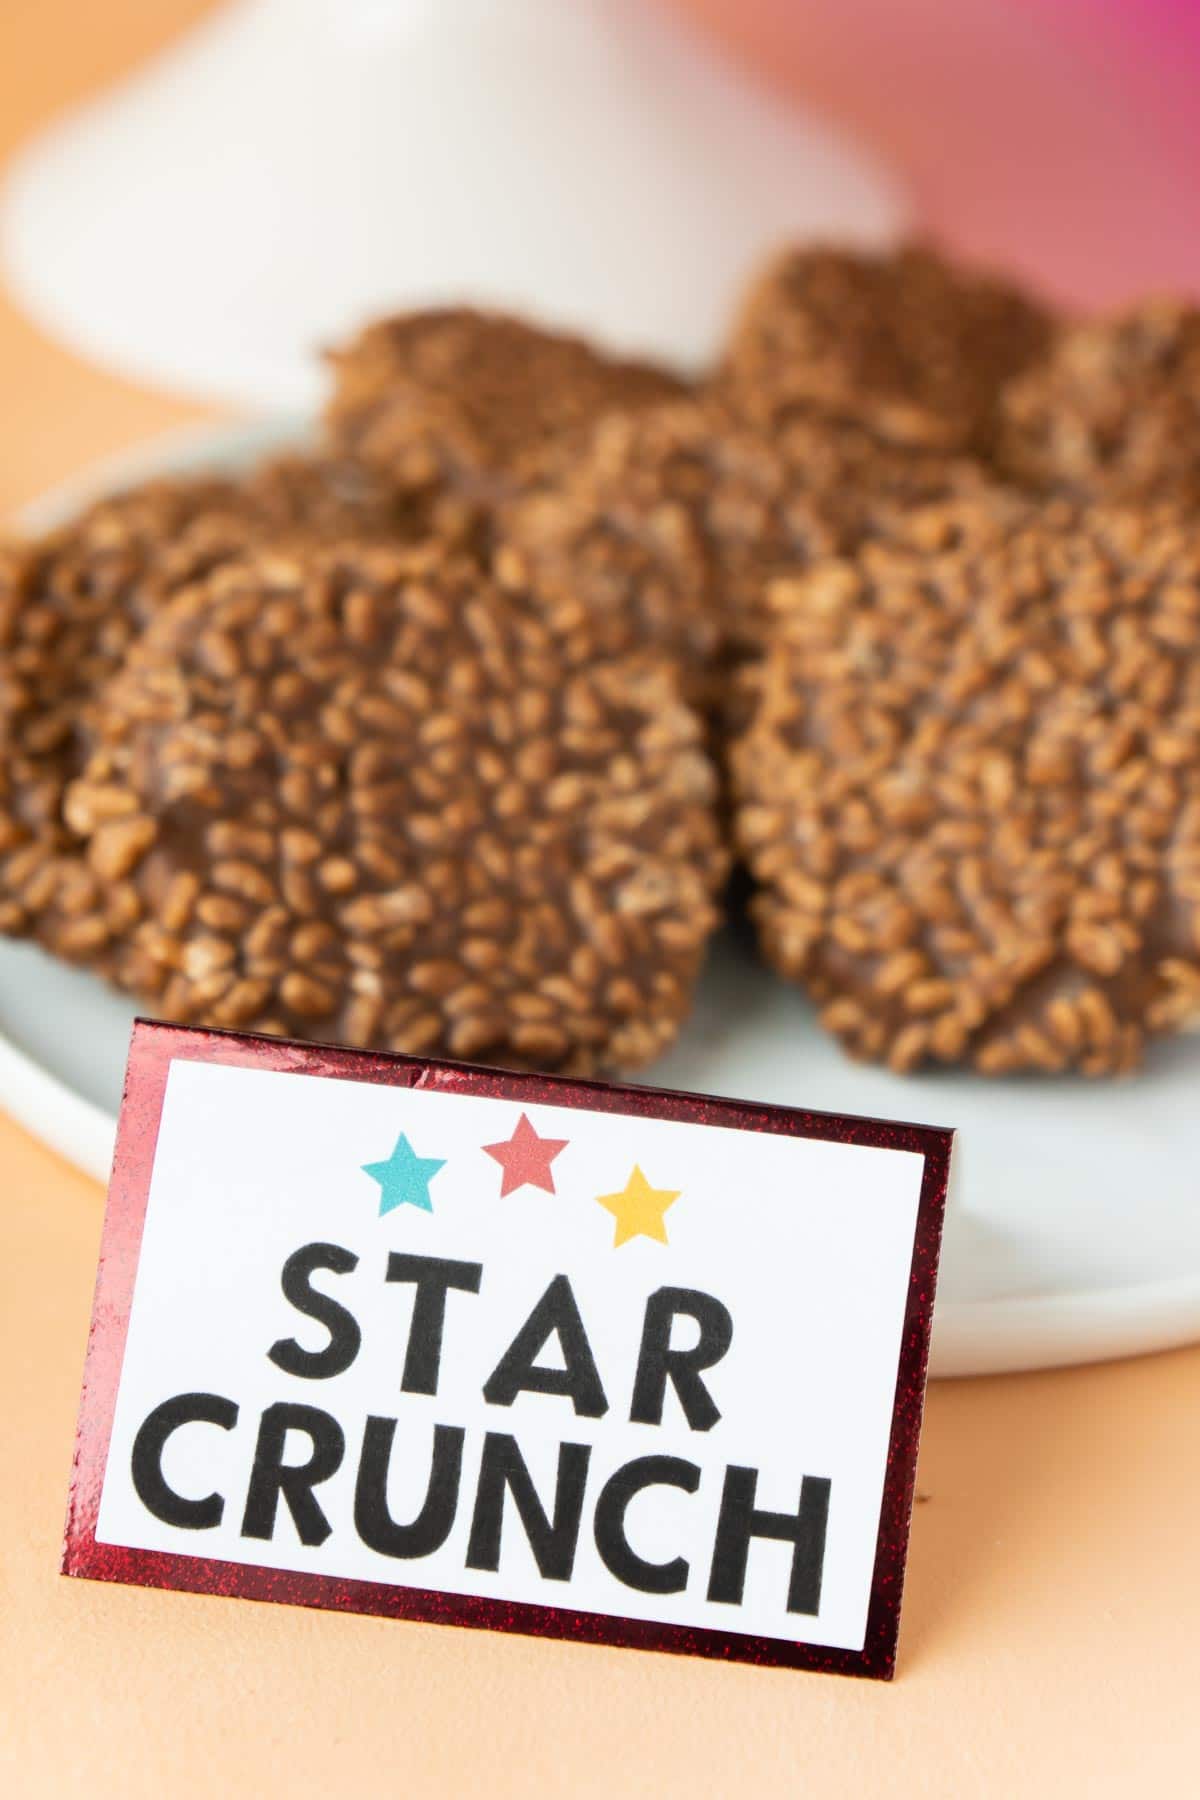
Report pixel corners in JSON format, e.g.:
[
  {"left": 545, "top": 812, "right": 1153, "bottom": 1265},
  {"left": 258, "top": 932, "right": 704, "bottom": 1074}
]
[
  {"left": 732, "top": 497, "right": 1200, "bottom": 1076},
  {"left": 498, "top": 396, "right": 990, "bottom": 683},
  {"left": 32, "top": 541, "right": 726, "bottom": 1073},
  {"left": 995, "top": 298, "right": 1200, "bottom": 504},
  {"left": 0, "top": 461, "right": 415, "bottom": 936},
  {"left": 720, "top": 244, "right": 1056, "bottom": 454},
  {"left": 325, "top": 308, "right": 686, "bottom": 503}
]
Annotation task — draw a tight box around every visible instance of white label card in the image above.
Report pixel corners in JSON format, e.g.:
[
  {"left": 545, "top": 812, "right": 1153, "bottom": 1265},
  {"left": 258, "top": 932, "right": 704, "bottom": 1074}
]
[{"left": 65, "top": 1024, "right": 950, "bottom": 1680}]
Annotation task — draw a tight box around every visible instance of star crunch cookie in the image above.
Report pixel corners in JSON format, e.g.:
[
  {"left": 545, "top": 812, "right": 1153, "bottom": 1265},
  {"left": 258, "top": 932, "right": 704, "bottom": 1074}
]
[
  {"left": 497, "top": 396, "right": 988, "bottom": 681},
  {"left": 731, "top": 497, "right": 1200, "bottom": 1076},
  {"left": 995, "top": 298, "right": 1200, "bottom": 503},
  {"left": 0, "top": 459, "right": 421, "bottom": 936},
  {"left": 325, "top": 308, "right": 686, "bottom": 501},
  {"left": 33, "top": 541, "right": 726, "bottom": 1074},
  {"left": 720, "top": 244, "right": 1056, "bottom": 454}
]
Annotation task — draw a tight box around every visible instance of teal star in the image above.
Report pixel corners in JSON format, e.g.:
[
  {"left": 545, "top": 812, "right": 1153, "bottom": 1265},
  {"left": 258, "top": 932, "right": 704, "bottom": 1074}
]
[{"left": 362, "top": 1132, "right": 447, "bottom": 1217}]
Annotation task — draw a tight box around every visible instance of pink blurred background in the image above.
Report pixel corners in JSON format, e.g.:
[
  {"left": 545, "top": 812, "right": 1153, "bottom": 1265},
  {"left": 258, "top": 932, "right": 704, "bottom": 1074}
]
[{"left": 673, "top": 0, "right": 1200, "bottom": 308}]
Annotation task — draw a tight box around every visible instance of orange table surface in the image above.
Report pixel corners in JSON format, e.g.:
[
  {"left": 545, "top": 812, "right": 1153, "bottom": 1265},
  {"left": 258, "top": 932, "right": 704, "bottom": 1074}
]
[{"left": 2, "top": 5, "right": 1199, "bottom": 1794}]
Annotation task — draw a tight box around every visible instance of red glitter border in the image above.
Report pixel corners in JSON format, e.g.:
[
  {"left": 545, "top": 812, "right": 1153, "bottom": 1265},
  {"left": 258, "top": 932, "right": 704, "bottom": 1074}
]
[{"left": 62, "top": 1020, "right": 952, "bottom": 1681}]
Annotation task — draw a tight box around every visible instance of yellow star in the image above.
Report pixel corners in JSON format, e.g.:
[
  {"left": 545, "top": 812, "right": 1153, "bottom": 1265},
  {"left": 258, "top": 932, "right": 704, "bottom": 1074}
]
[{"left": 595, "top": 1164, "right": 680, "bottom": 1248}]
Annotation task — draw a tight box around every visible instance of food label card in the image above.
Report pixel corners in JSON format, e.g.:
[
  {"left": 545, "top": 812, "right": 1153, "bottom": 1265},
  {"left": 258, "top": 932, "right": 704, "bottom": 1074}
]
[{"left": 64, "top": 1022, "right": 951, "bottom": 1680}]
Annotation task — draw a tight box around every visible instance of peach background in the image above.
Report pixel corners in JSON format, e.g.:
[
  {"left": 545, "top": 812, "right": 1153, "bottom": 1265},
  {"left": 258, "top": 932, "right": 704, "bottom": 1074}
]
[{"left": 2, "top": 4, "right": 1200, "bottom": 1794}]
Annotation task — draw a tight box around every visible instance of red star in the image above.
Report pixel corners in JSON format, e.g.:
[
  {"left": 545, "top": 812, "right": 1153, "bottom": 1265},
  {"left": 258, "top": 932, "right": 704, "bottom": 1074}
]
[{"left": 482, "top": 1112, "right": 569, "bottom": 1197}]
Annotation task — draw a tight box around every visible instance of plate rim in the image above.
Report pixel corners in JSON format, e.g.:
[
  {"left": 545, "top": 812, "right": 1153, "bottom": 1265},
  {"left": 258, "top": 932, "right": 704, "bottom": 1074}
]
[{"left": 5, "top": 417, "right": 1200, "bottom": 1380}]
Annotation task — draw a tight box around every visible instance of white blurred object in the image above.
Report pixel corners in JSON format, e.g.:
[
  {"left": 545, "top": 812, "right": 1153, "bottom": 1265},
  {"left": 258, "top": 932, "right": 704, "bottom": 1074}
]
[{"left": 0, "top": 0, "right": 907, "bottom": 410}]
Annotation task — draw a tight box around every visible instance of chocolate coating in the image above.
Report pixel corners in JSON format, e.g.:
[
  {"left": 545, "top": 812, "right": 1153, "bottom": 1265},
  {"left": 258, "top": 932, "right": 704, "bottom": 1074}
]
[{"left": 731, "top": 496, "right": 1200, "bottom": 1075}]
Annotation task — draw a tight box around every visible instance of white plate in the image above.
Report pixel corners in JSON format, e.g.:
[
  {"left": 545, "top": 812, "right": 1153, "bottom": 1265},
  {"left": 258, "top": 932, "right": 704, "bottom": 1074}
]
[{"left": 5, "top": 422, "right": 1200, "bottom": 1379}]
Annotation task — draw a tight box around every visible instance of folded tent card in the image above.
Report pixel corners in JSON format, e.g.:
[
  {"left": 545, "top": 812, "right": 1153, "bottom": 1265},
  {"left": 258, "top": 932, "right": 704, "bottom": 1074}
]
[{"left": 63, "top": 1021, "right": 951, "bottom": 1680}]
